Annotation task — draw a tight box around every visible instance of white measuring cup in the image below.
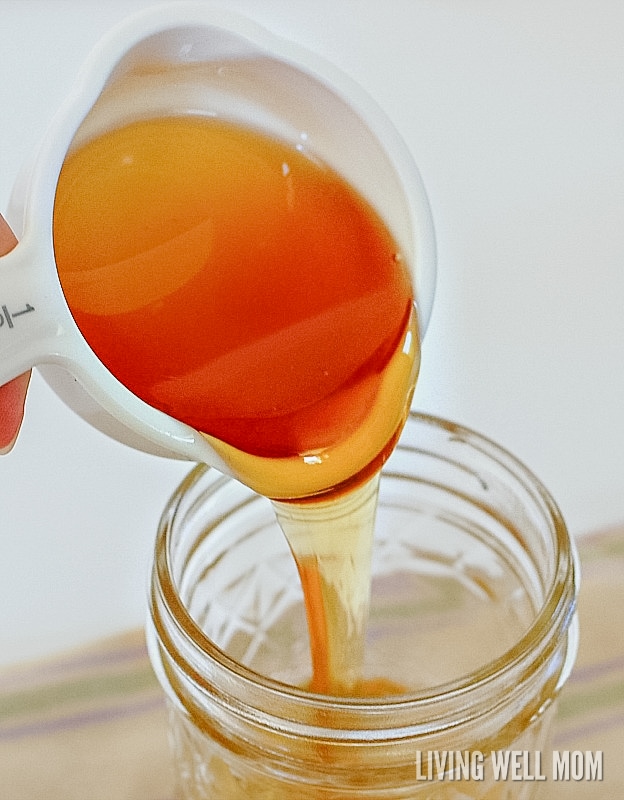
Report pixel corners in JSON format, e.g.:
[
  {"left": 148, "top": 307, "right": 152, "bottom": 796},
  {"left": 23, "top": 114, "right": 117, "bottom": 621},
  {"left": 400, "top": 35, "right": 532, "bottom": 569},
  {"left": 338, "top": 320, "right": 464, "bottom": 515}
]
[{"left": 1, "top": 2, "right": 436, "bottom": 467}]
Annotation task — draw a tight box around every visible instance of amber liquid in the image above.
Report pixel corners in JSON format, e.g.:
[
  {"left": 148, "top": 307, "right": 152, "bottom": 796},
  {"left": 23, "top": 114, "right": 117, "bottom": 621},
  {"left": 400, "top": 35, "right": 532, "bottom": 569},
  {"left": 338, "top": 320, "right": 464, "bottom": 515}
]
[{"left": 53, "top": 116, "right": 419, "bottom": 694}]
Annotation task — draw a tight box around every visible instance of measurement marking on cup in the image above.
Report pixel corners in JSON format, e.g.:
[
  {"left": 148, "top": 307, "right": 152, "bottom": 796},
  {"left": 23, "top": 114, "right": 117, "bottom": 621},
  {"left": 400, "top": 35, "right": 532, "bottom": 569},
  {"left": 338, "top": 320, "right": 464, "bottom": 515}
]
[{"left": 0, "top": 303, "right": 35, "bottom": 329}]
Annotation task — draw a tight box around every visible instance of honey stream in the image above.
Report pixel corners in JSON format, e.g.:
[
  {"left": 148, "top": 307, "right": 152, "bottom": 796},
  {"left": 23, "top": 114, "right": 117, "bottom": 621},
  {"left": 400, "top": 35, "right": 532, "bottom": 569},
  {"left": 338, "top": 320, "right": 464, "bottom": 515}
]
[{"left": 53, "top": 115, "right": 419, "bottom": 695}]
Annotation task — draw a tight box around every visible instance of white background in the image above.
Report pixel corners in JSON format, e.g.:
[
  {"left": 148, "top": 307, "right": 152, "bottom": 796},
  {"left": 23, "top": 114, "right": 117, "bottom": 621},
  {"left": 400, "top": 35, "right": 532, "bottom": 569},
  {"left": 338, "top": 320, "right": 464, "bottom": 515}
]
[{"left": 1, "top": 0, "right": 623, "bottom": 667}]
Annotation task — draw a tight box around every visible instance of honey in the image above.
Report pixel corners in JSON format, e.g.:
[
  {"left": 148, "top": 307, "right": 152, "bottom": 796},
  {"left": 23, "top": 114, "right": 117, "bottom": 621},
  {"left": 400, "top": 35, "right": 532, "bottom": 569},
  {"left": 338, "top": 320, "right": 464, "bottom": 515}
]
[
  {"left": 52, "top": 115, "right": 418, "bottom": 500},
  {"left": 53, "top": 114, "right": 419, "bottom": 695},
  {"left": 54, "top": 116, "right": 577, "bottom": 800}
]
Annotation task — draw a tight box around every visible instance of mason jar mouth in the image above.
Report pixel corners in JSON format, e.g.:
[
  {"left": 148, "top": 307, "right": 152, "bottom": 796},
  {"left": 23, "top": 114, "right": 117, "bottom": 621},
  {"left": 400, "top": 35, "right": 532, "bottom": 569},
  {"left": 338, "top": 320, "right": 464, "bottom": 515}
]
[{"left": 148, "top": 412, "right": 579, "bottom": 741}]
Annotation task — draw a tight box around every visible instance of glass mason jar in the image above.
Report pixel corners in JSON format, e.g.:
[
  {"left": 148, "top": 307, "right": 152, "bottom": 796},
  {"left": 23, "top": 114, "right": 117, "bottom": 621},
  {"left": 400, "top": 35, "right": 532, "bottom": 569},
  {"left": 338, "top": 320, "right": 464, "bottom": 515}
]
[{"left": 147, "top": 412, "right": 579, "bottom": 799}]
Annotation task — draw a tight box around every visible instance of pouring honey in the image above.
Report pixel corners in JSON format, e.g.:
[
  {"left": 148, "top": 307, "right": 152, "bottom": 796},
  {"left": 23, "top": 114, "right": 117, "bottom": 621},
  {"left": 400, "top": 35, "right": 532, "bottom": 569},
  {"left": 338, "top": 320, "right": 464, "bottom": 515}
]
[{"left": 53, "top": 113, "right": 420, "bottom": 696}]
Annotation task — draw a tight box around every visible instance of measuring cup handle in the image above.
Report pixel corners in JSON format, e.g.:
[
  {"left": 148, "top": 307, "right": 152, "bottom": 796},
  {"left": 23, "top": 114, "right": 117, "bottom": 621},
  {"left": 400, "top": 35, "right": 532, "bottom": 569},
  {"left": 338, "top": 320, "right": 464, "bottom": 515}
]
[{"left": 0, "top": 233, "right": 70, "bottom": 385}]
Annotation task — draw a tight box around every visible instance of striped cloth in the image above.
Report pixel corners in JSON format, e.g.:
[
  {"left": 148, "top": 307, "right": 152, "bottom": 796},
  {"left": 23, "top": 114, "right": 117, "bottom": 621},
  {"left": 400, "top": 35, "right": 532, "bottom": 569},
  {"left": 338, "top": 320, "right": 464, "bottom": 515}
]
[{"left": 1, "top": 527, "right": 622, "bottom": 799}]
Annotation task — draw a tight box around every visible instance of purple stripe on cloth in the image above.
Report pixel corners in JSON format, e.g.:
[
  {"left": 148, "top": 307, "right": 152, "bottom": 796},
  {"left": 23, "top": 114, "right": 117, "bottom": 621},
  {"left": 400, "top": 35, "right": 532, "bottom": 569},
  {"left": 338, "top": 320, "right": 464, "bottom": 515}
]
[
  {"left": 0, "top": 694, "right": 164, "bottom": 742},
  {"left": 567, "top": 654, "right": 624, "bottom": 686},
  {"left": 0, "top": 641, "right": 150, "bottom": 692},
  {"left": 554, "top": 710, "right": 624, "bottom": 747}
]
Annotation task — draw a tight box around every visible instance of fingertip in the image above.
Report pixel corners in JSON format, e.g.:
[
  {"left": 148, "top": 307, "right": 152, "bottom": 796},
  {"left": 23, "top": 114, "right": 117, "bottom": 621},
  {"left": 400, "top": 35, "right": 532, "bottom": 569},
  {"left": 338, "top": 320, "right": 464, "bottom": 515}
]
[
  {"left": 0, "top": 214, "right": 18, "bottom": 252},
  {"left": 0, "top": 372, "right": 31, "bottom": 453}
]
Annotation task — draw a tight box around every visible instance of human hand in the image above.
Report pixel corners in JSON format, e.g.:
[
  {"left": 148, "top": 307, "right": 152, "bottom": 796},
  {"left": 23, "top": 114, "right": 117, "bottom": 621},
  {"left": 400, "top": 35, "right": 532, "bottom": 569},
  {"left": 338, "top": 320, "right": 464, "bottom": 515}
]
[{"left": 0, "top": 214, "right": 31, "bottom": 453}]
